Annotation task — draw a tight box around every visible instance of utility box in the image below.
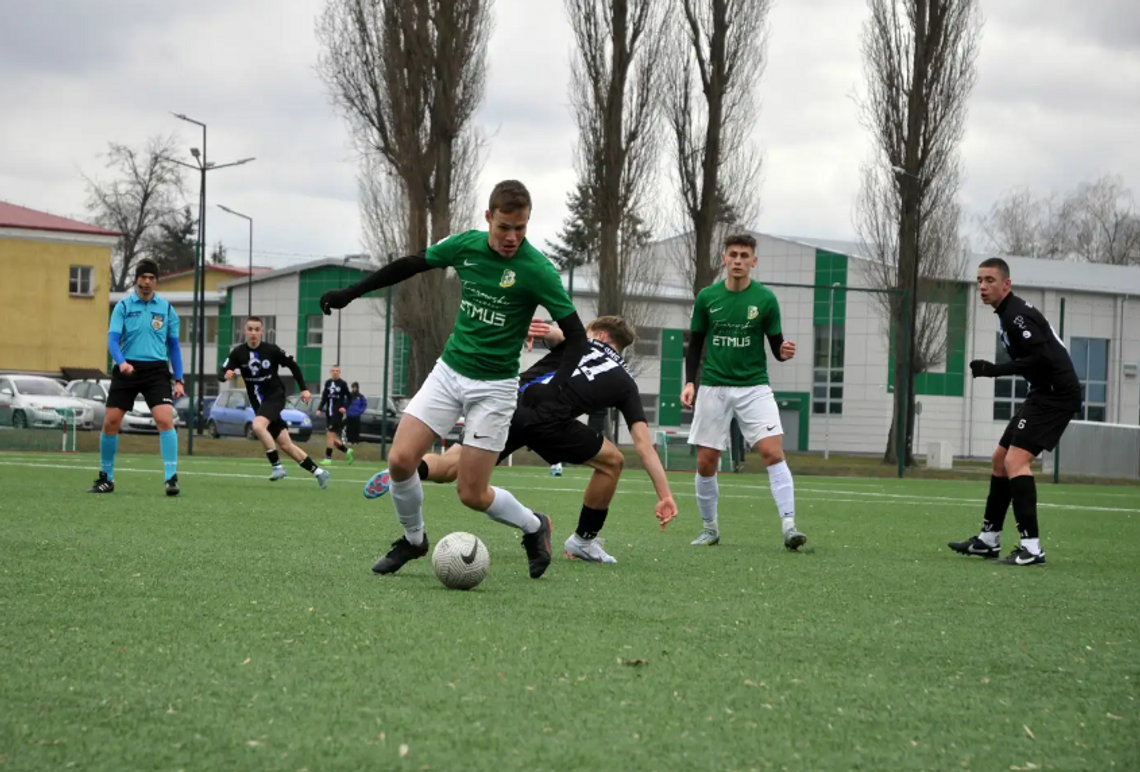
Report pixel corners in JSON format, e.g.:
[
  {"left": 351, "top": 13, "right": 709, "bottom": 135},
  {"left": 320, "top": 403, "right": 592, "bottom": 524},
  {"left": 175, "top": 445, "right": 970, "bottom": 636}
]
[{"left": 927, "top": 441, "right": 953, "bottom": 470}]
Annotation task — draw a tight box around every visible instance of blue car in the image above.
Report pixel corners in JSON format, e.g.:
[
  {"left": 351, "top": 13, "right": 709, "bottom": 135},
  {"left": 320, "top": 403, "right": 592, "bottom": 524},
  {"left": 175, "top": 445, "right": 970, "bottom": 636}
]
[{"left": 206, "top": 389, "right": 313, "bottom": 441}]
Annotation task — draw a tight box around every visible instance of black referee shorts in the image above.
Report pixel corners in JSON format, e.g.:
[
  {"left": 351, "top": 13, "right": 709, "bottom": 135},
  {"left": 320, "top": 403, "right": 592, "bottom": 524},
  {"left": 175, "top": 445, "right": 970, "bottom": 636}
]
[
  {"left": 256, "top": 393, "right": 289, "bottom": 438},
  {"left": 106, "top": 361, "right": 174, "bottom": 411},
  {"left": 497, "top": 409, "right": 606, "bottom": 466},
  {"left": 999, "top": 393, "right": 1080, "bottom": 457}
]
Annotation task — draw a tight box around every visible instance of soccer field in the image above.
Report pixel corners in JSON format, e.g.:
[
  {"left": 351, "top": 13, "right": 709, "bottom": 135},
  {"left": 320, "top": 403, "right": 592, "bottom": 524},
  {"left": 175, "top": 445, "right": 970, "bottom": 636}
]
[{"left": 1, "top": 453, "right": 1137, "bottom": 771}]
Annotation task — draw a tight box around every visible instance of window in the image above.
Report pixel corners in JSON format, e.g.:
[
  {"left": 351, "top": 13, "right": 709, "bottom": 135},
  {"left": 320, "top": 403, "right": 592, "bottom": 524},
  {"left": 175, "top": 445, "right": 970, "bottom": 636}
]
[
  {"left": 813, "top": 324, "right": 844, "bottom": 415},
  {"left": 993, "top": 333, "right": 1028, "bottom": 421},
  {"left": 1071, "top": 337, "right": 1109, "bottom": 422},
  {"left": 231, "top": 315, "right": 276, "bottom": 345},
  {"left": 69, "top": 265, "right": 93, "bottom": 296},
  {"left": 180, "top": 315, "right": 219, "bottom": 344},
  {"left": 306, "top": 315, "right": 323, "bottom": 347},
  {"left": 641, "top": 394, "right": 658, "bottom": 425},
  {"left": 633, "top": 327, "right": 661, "bottom": 358}
]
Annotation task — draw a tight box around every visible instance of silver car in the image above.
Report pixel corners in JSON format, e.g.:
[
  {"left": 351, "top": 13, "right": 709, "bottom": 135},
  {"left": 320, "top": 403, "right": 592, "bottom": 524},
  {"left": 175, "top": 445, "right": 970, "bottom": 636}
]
[
  {"left": 0, "top": 375, "right": 94, "bottom": 429},
  {"left": 65, "top": 380, "right": 161, "bottom": 433}
]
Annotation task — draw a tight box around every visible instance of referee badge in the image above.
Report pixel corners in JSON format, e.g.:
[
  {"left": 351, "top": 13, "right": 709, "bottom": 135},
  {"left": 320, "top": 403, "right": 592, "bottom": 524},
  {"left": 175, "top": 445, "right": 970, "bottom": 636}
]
[{"left": 151, "top": 313, "right": 165, "bottom": 331}]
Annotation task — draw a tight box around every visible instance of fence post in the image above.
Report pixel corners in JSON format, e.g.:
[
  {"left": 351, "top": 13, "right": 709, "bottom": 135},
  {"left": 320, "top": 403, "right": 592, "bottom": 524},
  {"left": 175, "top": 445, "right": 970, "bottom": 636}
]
[{"left": 1053, "top": 296, "right": 1066, "bottom": 484}]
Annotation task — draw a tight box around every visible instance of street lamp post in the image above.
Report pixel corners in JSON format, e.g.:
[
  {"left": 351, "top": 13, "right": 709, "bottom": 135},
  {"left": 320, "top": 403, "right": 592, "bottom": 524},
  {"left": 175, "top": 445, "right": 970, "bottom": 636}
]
[
  {"left": 217, "top": 205, "right": 253, "bottom": 316},
  {"left": 169, "top": 112, "right": 254, "bottom": 453}
]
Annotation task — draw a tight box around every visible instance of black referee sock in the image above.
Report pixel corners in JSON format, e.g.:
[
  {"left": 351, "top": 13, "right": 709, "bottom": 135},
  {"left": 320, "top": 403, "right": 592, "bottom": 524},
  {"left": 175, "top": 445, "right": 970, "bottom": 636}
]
[
  {"left": 1010, "top": 475, "right": 1040, "bottom": 540},
  {"left": 336, "top": 440, "right": 347, "bottom": 453},
  {"left": 982, "top": 474, "right": 1012, "bottom": 534},
  {"left": 576, "top": 505, "right": 609, "bottom": 540},
  {"left": 300, "top": 457, "right": 319, "bottom": 473},
  {"left": 266, "top": 449, "right": 281, "bottom": 467}
]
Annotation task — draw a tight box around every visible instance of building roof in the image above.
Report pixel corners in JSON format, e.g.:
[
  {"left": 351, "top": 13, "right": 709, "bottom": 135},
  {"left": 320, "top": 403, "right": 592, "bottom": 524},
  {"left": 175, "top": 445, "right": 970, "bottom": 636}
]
[
  {"left": 109, "top": 290, "right": 227, "bottom": 306},
  {"left": 216, "top": 256, "right": 375, "bottom": 290},
  {"left": 158, "top": 264, "right": 272, "bottom": 281},
  {"left": 0, "top": 200, "right": 120, "bottom": 237}
]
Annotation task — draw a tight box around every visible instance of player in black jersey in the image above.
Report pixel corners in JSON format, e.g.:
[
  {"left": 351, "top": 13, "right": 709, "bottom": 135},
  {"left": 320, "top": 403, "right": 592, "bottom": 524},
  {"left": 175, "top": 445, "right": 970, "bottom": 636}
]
[
  {"left": 219, "top": 317, "right": 330, "bottom": 489},
  {"left": 318, "top": 366, "right": 352, "bottom": 465},
  {"left": 363, "top": 316, "right": 678, "bottom": 563},
  {"left": 949, "top": 258, "right": 1081, "bottom": 566}
]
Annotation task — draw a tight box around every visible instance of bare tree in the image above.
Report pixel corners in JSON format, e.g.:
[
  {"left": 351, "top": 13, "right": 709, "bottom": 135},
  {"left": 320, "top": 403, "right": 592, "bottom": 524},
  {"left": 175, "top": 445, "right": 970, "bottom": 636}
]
[
  {"left": 84, "top": 136, "right": 185, "bottom": 291},
  {"left": 856, "top": 0, "right": 981, "bottom": 466},
  {"left": 976, "top": 187, "right": 1070, "bottom": 259},
  {"left": 317, "top": 0, "right": 490, "bottom": 393},
  {"left": 566, "top": 0, "right": 667, "bottom": 318},
  {"left": 1065, "top": 176, "right": 1140, "bottom": 266},
  {"left": 665, "top": 0, "right": 769, "bottom": 297}
]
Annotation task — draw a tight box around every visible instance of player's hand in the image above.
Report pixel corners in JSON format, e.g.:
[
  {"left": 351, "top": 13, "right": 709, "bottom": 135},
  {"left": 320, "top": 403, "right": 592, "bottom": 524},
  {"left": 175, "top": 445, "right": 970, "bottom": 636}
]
[
  {"left": 316, "top": 410, "right": 323, "bottom": 416},
  {"left": 526, "top": 319, "right": 551, "bottom": 351},
  {"left": 300, "top": 390, "right": 312, "bottom": 404},
  {"left": 969, "top": 359, "right": 996, "bottom": 378},
  {"left": 339, "top": 407, "right": 346, "bottom": 414},
  {"left": 680, "top": 382, "right": 696, "bottom": 409},
  {"left": 319, "top": 289, "right": 350, "bottom": 315},
  {"left": 224, "top": 369, "right": 236, "bottom": 381},
  {"left": 655, "top": 496, "right": 678, "bottom": 531},
  {"left": 118, "top": 362, "right": 135, "bottom": 376},
  {"left": 173, "top": 381, "right": 185, "bottom": 399},
  {"left": 781, "top": 340, "right": 796, "bottom": 360}
]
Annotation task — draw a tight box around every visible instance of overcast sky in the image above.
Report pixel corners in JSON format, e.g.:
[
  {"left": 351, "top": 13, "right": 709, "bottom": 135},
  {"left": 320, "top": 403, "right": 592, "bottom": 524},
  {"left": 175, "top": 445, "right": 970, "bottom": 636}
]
[{"left": 1, "top": 0, "right": 1138, "bottom": 270}]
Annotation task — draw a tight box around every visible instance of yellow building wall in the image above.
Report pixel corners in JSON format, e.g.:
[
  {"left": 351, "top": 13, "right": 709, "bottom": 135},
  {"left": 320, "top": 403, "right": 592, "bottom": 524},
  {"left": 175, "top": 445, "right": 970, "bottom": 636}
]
[
  {"left": 161, "top": 268, "right": 242, "bottom": 293},
  {"left": 0, "top": 236, "right": 113, "bottom": 373}
]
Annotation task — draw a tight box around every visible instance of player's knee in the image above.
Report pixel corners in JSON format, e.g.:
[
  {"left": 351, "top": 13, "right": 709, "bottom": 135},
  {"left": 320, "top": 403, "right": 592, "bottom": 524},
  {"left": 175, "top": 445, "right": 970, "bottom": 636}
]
[
  {"left": 456, "top": 482, "right": 492, "bottom": 510},
  {"left": 991, "top": 447, "right": 1007, "bottom": 475},
  {"left": 600, "top": 447, "right": 624, "bottom": 478},
  {"left": 759, "top": 446, "right": 784, "bottom": 466},
  {"left": 388, "top": 447, "right": 419, "bottom": 477}
]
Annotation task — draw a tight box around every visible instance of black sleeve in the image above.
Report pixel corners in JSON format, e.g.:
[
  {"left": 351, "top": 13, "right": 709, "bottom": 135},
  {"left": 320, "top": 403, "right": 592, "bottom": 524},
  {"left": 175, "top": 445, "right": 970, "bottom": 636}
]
[
  {"left": 219, "top": 346, "right": 241, "bottom": 381},
  {"left": 274, "top": 345, "right": 308, "bottom": 392},
  {"left": 548, "top": 312, "right": 588, "bottom": 389},
  {"left": 685, "top": 331, "right": 707, "bottom": 383},
  {"left": 341, "top": 254, "right": 431, "bottom": 303},
  {"left": 337, "top": 380, "right": 350, "bottom": 409},
  {"left": 989, "top": 351, "right": 1049, "bottom": 378},
  {"left": 318, "top": 380, "right": 331, "bottom": 412},
  {"left": 767, "top": 333, "right": 787, "bottom": 362},
  {"left": 617, "top": 386, "right": 648, "bottom": 429}
]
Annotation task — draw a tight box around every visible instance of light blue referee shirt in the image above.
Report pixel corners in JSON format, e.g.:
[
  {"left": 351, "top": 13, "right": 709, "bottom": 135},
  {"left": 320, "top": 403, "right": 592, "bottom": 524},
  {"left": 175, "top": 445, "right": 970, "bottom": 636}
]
[{"left": 108, "top": 292, "right": 181, "bottom": 367}]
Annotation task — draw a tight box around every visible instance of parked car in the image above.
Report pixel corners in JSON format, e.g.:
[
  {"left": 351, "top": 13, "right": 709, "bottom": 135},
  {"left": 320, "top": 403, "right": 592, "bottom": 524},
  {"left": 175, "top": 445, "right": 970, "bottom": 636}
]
[
  {"left": 286, "top": 394, "right": 327, "bottom": 435},
  {"left": 174, "top": 395, "right": 217, "bottom": 429},
  {"left": 1, "top": 375, "right": 94, "bottom": 429},
  {"left": 208, "top": 390, "right": 313, "bottom": 441},
  {"left": 65, "top": 379, "right": 110, "bottom": 428},
  {"left": 122, "top": 394, "right": 160, "bottom": 433},
  {"left": 356, "top": 395, "right": 403, "bottom": 443}
]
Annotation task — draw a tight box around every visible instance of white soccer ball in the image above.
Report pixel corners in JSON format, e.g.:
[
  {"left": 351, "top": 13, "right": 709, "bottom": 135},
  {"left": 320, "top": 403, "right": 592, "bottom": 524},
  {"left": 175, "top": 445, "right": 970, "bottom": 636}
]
[{"left": 431, "top": 531, "right": 490, "bottom": 590}]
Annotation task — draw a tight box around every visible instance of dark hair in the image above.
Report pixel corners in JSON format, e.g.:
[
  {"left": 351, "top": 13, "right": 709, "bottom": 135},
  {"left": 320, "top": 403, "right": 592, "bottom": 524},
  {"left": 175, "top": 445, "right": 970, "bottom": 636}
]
[
  {"left": 978, "top": 257, "right": 1010, "bottom": 279},
  {"left": 245, "top": 316, "right": 263, "bottom": 327},
  {"left": 351, "top": 382, "right": 359, "bottom": 390},
  {"left": 488, "top": 180, "right": 532, "bottom": 215},
  {"left": 135, "top": 259, "right": 159, "bottom": 279},
  {"left": 723, "top": 233, "right": 757, "bottom": 251},
  {"left": 587, "top": 315, "right": 637, "bottom": 351}
]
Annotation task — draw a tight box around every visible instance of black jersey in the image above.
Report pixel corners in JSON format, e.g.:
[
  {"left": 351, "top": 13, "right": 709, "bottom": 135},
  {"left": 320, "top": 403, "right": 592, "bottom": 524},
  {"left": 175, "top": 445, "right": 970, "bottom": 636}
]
[
  {"left": 519, "top": 339, "right": 647, "bottom": 428},
  {"left": 319, "top": 378, "right": 350, "bottom": 413},
  {"left": 220, "top": 343, "right": 307, "bottom": 408},
  {"left": 995, "top": 293, "right": 1080, "bottom": 401}
]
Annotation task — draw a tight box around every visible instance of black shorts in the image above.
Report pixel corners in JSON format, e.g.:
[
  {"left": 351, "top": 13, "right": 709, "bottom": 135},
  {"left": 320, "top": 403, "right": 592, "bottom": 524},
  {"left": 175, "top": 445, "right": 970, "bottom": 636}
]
[
  {"left": 999, "top": 394, "right": 1080, "bottom": 456},
  {"left": 497, "top": 410, "right": 606, "bottom": 466},
  {"left": 326, "top": 412, "right": 345, "bottom": 433},
  {"left": 106, "top": 361, "right": 173, "bottom": 411},
  {"left": 256, "top": 393, "right": 288, "bottom": 438}
]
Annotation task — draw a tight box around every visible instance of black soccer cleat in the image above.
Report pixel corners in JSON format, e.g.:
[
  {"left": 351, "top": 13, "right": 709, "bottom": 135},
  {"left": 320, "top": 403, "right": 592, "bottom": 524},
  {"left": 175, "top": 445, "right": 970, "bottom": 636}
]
[
  {"left": 948, "top": 535, "right": 999, "bottom": 559},
  {"left": 87, "top": 472, "right": 114, "bottom": 494},
  {"left": 372, "top": 533, "right": 430, "bottom": 575},
  {"left": 165, "top": 474, "right": 180, "bottom": 497},
  {"left": 996, "top": 545, "right": 1047, "bottom": 566},
  {"left": 521, "top": 513, "right": 553, "bottom": 579}
]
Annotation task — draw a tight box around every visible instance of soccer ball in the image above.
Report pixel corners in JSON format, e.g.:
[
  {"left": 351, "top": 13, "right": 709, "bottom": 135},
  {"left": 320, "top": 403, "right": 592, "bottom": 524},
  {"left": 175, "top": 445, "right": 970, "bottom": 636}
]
[{"left": 431, "top": 532, "right": 490, "bottom": 590}]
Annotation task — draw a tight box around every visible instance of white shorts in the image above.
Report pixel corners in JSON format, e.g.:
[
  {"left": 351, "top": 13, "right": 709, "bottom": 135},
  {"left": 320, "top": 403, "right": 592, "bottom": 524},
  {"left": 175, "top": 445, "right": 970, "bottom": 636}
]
[
  {"left": 404, "top": 359, "right": 517, "bottom": 452},
  {"left": 688, "top": 384, "right": 783, "bottom": 451}
]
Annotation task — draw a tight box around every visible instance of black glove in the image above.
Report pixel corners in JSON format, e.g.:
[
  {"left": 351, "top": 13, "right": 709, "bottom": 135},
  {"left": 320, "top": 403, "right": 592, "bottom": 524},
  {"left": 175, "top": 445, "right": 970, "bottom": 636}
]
[
  {"left": 969, "top": 359, "right": 996, "bottom": 378},
  {"left": 319, "top": 289, "right": 351, "bottom": 316}
]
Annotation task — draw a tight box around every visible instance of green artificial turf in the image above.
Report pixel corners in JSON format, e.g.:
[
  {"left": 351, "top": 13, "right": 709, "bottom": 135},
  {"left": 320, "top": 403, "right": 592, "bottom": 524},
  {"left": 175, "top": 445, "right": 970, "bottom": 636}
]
[{"left": 1, "top": 452, "right": 1137, "bottom": 771}]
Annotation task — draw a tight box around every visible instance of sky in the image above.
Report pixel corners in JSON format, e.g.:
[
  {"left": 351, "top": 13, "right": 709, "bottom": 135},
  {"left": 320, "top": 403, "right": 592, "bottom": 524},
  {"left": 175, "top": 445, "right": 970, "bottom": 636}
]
[{"left": 1, "top": 0, "right": 1138, "bottom": 271}]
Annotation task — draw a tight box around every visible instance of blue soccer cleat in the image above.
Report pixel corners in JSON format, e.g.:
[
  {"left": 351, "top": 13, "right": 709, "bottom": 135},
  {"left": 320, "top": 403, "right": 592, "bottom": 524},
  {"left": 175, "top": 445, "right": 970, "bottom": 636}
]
[{"left": 364, "top": 470, "right": 392, "bottom": 499}]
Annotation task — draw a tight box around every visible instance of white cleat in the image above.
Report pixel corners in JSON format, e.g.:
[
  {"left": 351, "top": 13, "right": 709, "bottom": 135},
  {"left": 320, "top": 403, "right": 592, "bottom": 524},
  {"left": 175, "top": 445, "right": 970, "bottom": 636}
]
[
  {"left": 564, "top": 535, "right": 616, "bottom": 564},
  {"left": 315, "top": 468, "right": 330, "bottom": 490},
  {"left": 550, "top": 464, "right": 563, "bottom": 477},
  {"left": 269, "top": 465, "right": 287, "bottom": 481},
  {"left": 690, "top": 527, "right": 720, "bottom": 546}
]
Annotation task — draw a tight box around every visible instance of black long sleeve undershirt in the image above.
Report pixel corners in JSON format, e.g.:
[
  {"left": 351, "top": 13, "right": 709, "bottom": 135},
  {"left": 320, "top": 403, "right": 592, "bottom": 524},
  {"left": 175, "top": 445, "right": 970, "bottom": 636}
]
[
  {"left": 988, "top": 349, "right": 1047, "bottom": 378},
  {"left": 685, "top": 331, "right": 787, "bottom": 383},
  {"left": 549, "top": 312, "right": 588, "bottom": 389},
  {"left": 340, "top": 253, "right": 431, "bottom": 304}
]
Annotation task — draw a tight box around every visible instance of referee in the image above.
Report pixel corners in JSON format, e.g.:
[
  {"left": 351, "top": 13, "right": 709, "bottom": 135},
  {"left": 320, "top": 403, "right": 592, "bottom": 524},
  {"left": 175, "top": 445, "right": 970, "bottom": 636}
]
[
  {"left": 949, "top": 257, "right": 1081, "bottom": 566},
  {"left": 88, "top": 259, "right": 185, "bottom": 496}
]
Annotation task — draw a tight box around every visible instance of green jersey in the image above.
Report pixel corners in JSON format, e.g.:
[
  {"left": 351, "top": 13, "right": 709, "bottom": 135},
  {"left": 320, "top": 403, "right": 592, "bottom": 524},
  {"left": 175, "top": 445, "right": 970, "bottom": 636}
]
[
  {"left": 425, "top": 230, "right": 577, "bottom": 380},
  {"left": 690, "top": 280, "right": 782, "bottom": 387}
]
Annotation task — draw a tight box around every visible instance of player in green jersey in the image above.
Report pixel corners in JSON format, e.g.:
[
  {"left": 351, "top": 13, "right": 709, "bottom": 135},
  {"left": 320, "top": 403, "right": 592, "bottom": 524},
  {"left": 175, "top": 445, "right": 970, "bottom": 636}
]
[
  {"left": 319, "top": 180, "right": 588, "bottom": 579},
  {"left": 681, "top": 233, "right": 806, "bottom": 550}
]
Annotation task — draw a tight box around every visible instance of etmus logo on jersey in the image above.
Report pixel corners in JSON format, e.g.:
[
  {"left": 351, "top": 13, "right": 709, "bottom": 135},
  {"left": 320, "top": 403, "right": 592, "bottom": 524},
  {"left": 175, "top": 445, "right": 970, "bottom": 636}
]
[
  {"left": 499, "top": 269, "right": 516, "bottom": 288},
  {"left": 747, "top": 305, "right": 759, "bottom": 320}
]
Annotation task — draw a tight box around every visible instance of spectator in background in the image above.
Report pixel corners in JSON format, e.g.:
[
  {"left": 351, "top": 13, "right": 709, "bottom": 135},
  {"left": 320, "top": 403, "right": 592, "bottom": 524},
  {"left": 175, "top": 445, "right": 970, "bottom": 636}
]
[{"left": 346, "top": 382, "right": 368, "bottom": 444}]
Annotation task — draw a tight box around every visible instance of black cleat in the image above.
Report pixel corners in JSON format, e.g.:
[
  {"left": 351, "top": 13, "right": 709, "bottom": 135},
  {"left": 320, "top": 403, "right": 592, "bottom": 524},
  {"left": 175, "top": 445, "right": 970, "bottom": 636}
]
[
  {"left": 996, "top": 545, "right": 1047, "bottom": 566},
  {"left": 521, "top": 513, "right": 553, "bottom": 579},
  {"left": 87, "top": 472, "right": 114, "bottom": 493},
  {"left": 372, "top": 533, "right": 430, "bottom": 575},
  {"left": 948, "top": 535, "right": 999, "bottom": 559},
  {"left": 165, "top": 474, "right": 180, "bottom": 497}
]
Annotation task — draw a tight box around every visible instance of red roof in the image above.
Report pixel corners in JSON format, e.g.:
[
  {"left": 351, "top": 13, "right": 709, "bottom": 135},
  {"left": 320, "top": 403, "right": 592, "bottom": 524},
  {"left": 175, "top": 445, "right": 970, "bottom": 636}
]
[{"left": 0, "top": 200, "right": 121, "bottom": 237}]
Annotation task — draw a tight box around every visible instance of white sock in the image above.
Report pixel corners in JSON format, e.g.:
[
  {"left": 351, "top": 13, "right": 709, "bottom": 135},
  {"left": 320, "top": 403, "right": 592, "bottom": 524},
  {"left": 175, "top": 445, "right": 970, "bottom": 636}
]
[
  {"left": 389, "top": 475, "right": 425, "bottom": 545},
  {"left": 695, "top": 473, "right": 719, "bottom": 528},
  {"left": 485, "top": 487, "right": 541, "bottom": 533},
  {"left": 1021, "top": 537, "right": 1042, "bottom": 555},
  {"left": 979, "top": 531, "right": 1000, "bottom": 548},
  {"left": 768, "top": 461, "right": 796, "bottom": 533}
]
